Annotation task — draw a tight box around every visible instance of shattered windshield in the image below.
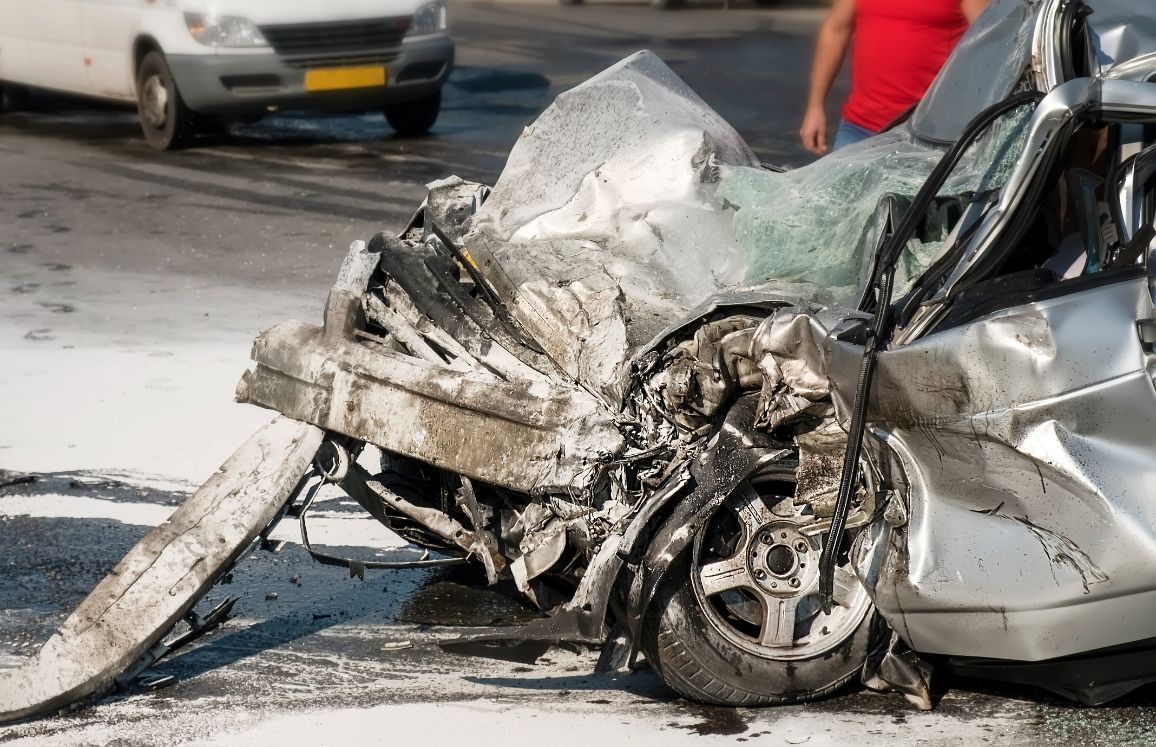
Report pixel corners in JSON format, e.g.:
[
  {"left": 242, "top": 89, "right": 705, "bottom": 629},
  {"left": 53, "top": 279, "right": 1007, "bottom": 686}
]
[{"left": 718, "top": 103, "right": 1034, "bottom": 304}]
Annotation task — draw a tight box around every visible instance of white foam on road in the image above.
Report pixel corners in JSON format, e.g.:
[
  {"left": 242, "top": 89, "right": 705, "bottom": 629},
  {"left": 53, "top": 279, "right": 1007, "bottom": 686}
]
[
  {"left": 0, "top": 493, "right": 174, "bottom": 526},
  {"left": 189, "top": 701, "right": 751, "bottom": 747},
  {"left": 0, "top": 492, "right": 410, "bottom": 550},
  {"left": 0, "top": 259, "right": 318, "bottom": 485},
  {"left": 0, "top": 695, "right": 1013, "bottom": 747}
]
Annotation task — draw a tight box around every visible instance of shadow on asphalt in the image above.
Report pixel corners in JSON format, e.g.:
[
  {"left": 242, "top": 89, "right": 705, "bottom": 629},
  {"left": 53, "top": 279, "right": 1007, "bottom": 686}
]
[{"left": 0, "top": 67, "right": 550, "bottom": 152}]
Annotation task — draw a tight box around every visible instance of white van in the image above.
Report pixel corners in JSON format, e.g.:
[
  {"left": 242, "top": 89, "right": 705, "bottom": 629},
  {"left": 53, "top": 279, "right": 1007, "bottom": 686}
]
[{"left": 0, "top": 0, "right": 454, "bottom": 149}]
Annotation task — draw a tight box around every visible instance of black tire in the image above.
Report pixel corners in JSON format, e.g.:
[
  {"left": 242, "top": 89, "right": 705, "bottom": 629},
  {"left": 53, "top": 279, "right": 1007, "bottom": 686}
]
[
  {"left": 384, "top": 91, "right": 441, "bottom": 137},
  {"left": 559, "top": 0, "right": 584, "bottom": 5},
  {"left": 753, "top": 0, "right": 782, "bottom": 5},
  {"left": 136, "top": 50, "right": 197, "bottom": 151},
  {"left": 651, "top": 0, "right": 685, "bottom": 9},
  {"left": 641, "top": 465, "right": 873, "bottom": 706}
]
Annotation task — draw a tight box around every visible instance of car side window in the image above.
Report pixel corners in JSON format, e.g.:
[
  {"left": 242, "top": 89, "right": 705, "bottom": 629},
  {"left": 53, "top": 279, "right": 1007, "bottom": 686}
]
[
  {"left": 1107, "top": 139, "right": 1156, "bottom": 271},
  {"left": 932, "top": 124, "right": 1151, "bottom": 330}
]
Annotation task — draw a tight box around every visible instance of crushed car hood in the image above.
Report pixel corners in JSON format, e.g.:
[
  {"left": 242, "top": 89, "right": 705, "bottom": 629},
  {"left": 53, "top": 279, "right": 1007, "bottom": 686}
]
[{"left": 461, "top": 46, "right": 1031, "bottom": 402}]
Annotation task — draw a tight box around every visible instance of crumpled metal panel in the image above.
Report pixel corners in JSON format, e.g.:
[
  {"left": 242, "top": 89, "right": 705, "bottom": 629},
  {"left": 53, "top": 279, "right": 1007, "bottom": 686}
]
[
  {"left": 467, "top": 50, "right": 761, "bottom": 400},
  {"left": 238, "top": 320, "right": 624, "bottom": 495},
  {"left": 462, "top": 50, "right": 1031, "bottom": 400},
  {"left": 469, "top": 233, "right": 639, "bottom": 404},
  {"left": 0, "top": 417, "right": 323, "bottom": 724},
  {"left": 832, "top": 275, "right": 1156, "bottom": 661},
  {"left": 1085, "top": 0, "right": 1156, "bottom": 74},
  {"left": 747, "top": 308, "right": 869, "bottom": 518},
  {"left": 473, "top": 50, "right": 758, "bottom": 306},
  {"left": 912, "top": 0, "right": 1041, "bottom": 144},
  {"left": 751, "top": 309, "right": 836, "bottom": 430}
]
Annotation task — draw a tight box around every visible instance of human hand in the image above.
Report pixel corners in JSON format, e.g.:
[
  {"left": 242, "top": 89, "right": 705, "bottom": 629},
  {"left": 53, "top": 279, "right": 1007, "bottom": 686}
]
[{"left": 800, "top": 105, "right": 829, "bottom": 155}]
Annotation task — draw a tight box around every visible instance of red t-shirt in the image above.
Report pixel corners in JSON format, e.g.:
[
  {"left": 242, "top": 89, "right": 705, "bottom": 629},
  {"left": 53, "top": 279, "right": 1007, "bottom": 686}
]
[{"left": 843, "top": 0, "right": 968, "bottom": 133}]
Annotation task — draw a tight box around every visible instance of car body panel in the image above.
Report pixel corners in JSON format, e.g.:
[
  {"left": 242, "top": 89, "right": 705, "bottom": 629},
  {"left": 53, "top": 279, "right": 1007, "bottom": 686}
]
[{"left": 842, "top": 274, "right": 1156, "bottom": 660}]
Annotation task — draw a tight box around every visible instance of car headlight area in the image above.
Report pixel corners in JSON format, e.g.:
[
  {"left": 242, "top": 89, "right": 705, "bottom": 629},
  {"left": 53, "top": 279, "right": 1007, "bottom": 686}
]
[{"left": 408, "top": 1, "right": 447, "bottom": 36}]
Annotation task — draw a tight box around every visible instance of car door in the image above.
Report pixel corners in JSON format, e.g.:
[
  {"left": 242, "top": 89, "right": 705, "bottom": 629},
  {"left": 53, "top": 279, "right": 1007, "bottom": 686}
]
[{"left": 852, "top": 135, "right": 1156, "bottom": 663}]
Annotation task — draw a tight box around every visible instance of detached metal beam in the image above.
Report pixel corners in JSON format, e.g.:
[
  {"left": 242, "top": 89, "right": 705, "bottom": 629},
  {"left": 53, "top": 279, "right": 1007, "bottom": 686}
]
[{"left": 0, "top": 417, "right": 323, "bottom": 724}]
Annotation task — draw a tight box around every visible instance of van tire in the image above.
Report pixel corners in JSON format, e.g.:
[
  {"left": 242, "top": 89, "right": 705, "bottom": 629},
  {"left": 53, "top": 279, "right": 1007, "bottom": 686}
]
[
  {"left": 384, "top": 91, "right": 440, "bottom": 137},
  {"left": 136, "top": 51, "right": 196, "bottom": 150}
]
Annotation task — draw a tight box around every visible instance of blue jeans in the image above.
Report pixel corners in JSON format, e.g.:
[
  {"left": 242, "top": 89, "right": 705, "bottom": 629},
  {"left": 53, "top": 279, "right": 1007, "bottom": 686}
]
[{"left": 833, "top": 120, "right": 875, "bottom": 150}]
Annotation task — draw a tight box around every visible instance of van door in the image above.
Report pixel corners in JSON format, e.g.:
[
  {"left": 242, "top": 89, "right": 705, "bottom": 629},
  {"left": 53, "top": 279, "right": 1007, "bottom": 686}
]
[
  {"left": 0, "top": 0, "right": 32, "bottom": 85},
  {"left": 21, "top": 0, "right": 89, "bottom": 94},
  {"left": 81, "top": 0, "right": 139, "bottom": 101}
]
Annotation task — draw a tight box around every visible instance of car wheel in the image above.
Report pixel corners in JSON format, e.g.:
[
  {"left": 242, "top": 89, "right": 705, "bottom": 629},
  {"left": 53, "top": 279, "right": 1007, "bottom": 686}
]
[
  {"left": 559, "top": 0, "right": 584, "bottom": 5},
  {"left": 642, "top": 462, "right": 873, "bottom": 705},
  {"left": 384, "top": 91, "right": 441, "bottom": 137},
  {"left": 650, "top": 0, "right": 685, "bottom": 9},
  {"left": 753, "top": 0, "right": 782, "bottom": 5},
  {"left": 136, "top": 51, "right": 196, "bottom": 151}
]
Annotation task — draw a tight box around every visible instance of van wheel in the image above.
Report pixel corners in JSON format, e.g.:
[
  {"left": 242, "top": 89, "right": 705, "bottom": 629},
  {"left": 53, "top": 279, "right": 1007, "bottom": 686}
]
[
  {"left": 384, "top": 91, "right": 440, "bottom": 137},
  {"left": 641, "top": 463, "right": 874, "bottom": 705},
  {"left": 136, "top": 51, "right": 196, "bottom": 150}
]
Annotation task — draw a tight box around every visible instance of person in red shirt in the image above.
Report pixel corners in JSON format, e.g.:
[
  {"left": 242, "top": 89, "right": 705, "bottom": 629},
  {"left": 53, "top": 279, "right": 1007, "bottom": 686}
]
[{"left": 800, "top": 0, "right": 990, "bottom": 155}]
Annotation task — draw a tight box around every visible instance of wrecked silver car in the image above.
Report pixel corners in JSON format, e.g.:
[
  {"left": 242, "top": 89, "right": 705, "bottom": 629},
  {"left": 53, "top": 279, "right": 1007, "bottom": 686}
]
[{"left": 5, "top": 0, "right": 1156, "bottom": 719}]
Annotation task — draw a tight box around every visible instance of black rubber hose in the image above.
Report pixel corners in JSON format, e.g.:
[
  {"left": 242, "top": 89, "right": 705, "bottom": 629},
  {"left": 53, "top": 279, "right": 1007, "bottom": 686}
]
[
  {"left": 1058, "top": 1, "right": 1094, "bottom": 83},
  {"left": 817, "top": 89, "right": 1046, "bottom": 612}
]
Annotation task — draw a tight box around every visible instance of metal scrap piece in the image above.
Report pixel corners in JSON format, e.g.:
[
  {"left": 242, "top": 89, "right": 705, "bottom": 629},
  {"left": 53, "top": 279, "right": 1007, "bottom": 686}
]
[
  {"left": 343, "top": 463, "right": 479, "bottom": 558},
  {"left": 0, "top": 417, "right": 323, "bottom": 724},
  {"left": 457, "top": 477, "right": 505, "bottom": 584}
]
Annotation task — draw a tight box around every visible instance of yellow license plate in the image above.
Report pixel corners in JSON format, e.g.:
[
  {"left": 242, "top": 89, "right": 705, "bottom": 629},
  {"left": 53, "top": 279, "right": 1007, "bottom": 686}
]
[{"left": 305, "top": 66, "right": 387, "bottom": 92}]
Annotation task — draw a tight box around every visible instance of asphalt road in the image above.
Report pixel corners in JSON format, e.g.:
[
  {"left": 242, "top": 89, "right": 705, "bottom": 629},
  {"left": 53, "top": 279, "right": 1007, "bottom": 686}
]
[{"left": 2, "top": 2, "right": 1155, "bottom": 745}]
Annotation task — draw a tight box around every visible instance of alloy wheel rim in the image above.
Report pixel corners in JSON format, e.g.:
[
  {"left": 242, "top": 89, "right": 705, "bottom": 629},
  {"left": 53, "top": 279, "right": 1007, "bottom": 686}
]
[{"left": 691, "top": 475, "right": 872, "bottom": 662}]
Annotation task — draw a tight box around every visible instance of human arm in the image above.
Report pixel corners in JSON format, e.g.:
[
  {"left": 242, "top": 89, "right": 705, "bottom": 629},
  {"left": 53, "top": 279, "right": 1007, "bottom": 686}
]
[
  {"left": 800, "top": 0, "right": 856, "bottom": 156},
  {"left": 961, "top": 0, "right": 990, "bottom": 23}
]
